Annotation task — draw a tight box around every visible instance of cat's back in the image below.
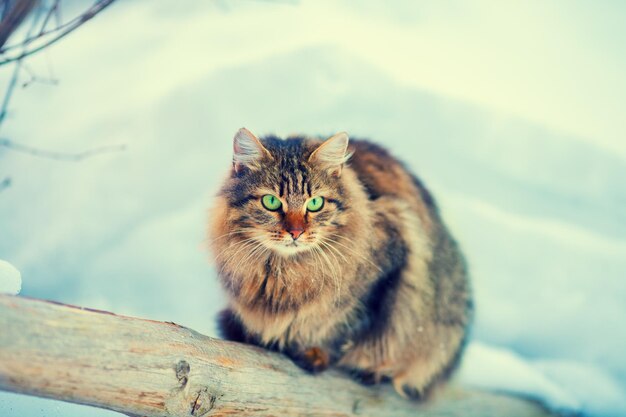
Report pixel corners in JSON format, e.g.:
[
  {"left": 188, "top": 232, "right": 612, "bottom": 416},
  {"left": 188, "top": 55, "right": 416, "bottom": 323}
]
[{"left": 347, "top": 139, "right": 437, "bottom": 230}]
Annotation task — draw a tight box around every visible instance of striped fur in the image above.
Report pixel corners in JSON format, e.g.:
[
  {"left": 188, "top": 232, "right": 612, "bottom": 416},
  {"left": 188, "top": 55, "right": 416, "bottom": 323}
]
[{"left": 209, "top": 129, "right": 473, "bottom": 399}]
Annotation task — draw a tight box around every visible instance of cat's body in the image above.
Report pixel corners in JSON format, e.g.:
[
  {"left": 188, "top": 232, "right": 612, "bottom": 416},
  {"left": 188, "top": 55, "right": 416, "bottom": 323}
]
[{"left": 209, "top": 129, "right": 472, "bottom": 398}]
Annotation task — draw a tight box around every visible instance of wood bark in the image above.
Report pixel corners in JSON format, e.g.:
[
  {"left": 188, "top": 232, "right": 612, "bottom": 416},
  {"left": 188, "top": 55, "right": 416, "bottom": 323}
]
[{"left": 0, "top": 295, "right": 552, "bottom": 417}]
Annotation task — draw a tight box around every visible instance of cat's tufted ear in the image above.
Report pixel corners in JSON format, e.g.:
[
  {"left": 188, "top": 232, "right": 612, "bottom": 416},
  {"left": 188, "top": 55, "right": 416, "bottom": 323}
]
[
  {"left": 233, "top": 127, "right": 272, "bottom": 173},
  {"left": 309, "top": 132, "right": 351, "bottom": 176}
]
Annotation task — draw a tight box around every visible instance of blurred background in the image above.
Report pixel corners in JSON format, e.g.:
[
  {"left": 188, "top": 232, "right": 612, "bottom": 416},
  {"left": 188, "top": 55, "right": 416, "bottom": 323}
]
[{"left": 0, "top": 1, "right": 624, "bottom": 416}]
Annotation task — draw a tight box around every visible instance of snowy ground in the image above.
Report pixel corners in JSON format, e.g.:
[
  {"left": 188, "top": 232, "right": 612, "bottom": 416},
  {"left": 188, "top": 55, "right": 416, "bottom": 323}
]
[
  {"left": 0, "top": 2, "right": 625, "bottom": 416},
  {"left": 0, "top": 260, "right": 21, "bottom": 295}
]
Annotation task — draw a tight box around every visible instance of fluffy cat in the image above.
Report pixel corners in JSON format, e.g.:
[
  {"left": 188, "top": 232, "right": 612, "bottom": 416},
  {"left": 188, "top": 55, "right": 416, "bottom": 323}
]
[{"left": 209, "top": 128, "right": 473, "bottom": 399}]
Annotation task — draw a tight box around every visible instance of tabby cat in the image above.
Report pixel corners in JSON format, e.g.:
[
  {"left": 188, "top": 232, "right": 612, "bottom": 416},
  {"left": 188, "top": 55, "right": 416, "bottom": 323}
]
[{"left": 209, "top": 128, "right": 472, "bottom": 399}]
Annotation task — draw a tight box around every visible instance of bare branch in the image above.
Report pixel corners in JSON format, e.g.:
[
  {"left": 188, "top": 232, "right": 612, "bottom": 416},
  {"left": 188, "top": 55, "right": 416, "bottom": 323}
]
[
  {"left": 20, "top": 60, "right": 58, "bottom": 87},
  {"left": 0, "top": 138, "right": 125, "bottom": 160},
  {"left": 37, "top": 0, "right": 60, "bottom": 37},
  {"left": 0, "top": 0, "right": 116, "bottom": 66},
  {"left": 0, "top": 0, "right": 39, "bottom": 49},
  {"left": 0, "top": 0, "right": 42, "bottom": 126},
  {"left": 0, "top": 175, "right": 10, "bottom": 191},
  {"left": 0, "top": 59, "right": 20, "bottom": 124},
  {"left": 0, "top": 1, "right": 120, "bottom": 190},
  {"left": 0, "top": 295, "right": 554, "bottom": 417}
]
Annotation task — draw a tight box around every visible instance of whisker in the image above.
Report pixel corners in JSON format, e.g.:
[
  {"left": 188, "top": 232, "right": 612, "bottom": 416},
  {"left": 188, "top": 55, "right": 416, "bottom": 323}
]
[
  {"left": 325, "top": 234, "right": 383, "bottom": 272},
  {"left": 207, "top": 228, "right": 256, "bottom": 244},
  {"left": 314, "top": 244, "right": 341, "bottom": 302},
  {"left": 215, "top": 237, "right": 259, "bottom": 261},
  {"left": 230, "top": 240, "right": 268, "bottom": 281},
  {"left": 318, "top": 238, "right": 349, "bottom": 264},
  {"left": 319, "top": 241, "right": 344, "bottom": 303},
  {"left": 216, "top": 238, "right": 261, "bottom": 274}
]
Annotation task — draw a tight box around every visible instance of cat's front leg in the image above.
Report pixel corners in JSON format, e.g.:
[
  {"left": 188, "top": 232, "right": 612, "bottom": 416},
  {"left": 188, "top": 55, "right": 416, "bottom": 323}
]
[{"left": 217, "top": 308, "right": 248, "bottom": 343}]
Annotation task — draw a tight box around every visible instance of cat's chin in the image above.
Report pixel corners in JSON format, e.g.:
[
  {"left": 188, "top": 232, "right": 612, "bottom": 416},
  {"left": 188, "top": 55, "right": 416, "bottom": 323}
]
[{"left": 272, "top": 243, "right": 312, "bottom": 257}]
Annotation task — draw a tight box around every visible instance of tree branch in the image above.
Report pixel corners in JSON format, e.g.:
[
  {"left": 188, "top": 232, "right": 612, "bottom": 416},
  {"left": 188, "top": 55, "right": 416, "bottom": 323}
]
[
  {"left": 0, "top": 138, "right": 125, "bottom": 160},
  {"left": 0, "top": 175, "right": 10, "bottom": 191},
  {"left": 0, "top": 295, "right": 553, "bottom": 417},
  {"left": 0, "top": 0, "right": 117, "bottom": 66},
  {"left": 0, "top": 0, "right": 39, "bottom": 49}
]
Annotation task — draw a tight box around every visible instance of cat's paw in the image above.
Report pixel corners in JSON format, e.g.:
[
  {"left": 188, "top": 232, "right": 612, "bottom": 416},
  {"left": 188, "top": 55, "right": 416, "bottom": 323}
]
[
  {"left": 292, "top": 347, "right": 330, "bottom": 374},
  {"left": 345, "top": 367, "right": 380, "bottom": 386},
  {"left": 399, "top": 384, "right": 425, "bottom": 401},
  {"left": 392, "top": 374, "right": 429, "bottom": 401}
]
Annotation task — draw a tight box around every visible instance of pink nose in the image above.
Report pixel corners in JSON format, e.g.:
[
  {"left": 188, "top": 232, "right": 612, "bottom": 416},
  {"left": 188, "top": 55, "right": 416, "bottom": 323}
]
[{"left": 289, "top": 229, "right": 304, "bottom": 240}]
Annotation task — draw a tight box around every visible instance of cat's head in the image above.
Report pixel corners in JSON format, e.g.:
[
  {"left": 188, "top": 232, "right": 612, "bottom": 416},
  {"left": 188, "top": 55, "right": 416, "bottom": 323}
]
[{"left": 214, "top": 128, "right": 354, "bottom": 258}]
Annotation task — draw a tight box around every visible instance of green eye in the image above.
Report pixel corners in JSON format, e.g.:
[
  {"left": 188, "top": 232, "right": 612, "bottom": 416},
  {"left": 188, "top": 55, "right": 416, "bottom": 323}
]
[
  {"left": 307, "top": 196, "right": 324, "bottom": 212},
  {"left": 261, "top": 194, "right": 282, "bottom": 211}
]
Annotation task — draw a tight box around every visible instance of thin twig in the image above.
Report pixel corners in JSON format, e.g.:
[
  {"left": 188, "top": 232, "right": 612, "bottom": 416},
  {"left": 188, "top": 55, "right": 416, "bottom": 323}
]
[
  {"left": 0, "top": 1, "right": 42, "bottom": 126},
  {"left": 0, "top": 0, "right": 116, "bottom": 66},
  {"left": 0, "top": 176, "right": 10, "bottom": 192},
  {"left": 37, "top": 0, "right": 61, "bottom": 37},
  {"left": 1, "top": 3, "right": 76, "bottom": 53},
  {"left": 0, "top": 59, "right": 20, "bottom": 124},
  {"left": 0, "top": 0, "right": 121, "bottom": 190},
  {"left": 20, "top": 60, "right": 58, "bottom": 87},
  {"left": 0, "top": 0, "right": 39, "bottom": 49},
  {"left": 0, "top": 138, "right": 126, "bottom": 161}
]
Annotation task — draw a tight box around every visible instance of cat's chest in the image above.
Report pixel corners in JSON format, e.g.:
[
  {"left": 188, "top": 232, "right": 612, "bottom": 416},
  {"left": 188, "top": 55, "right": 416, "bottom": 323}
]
[
  {"left": 233, "top": 263, "right": 349, "bottom": 339},
  {"left": 230, "top": 252, "right": 343, "bottom": 308},
  {"left": 235, "top": 294, "right": 349, "bottom": 348}
]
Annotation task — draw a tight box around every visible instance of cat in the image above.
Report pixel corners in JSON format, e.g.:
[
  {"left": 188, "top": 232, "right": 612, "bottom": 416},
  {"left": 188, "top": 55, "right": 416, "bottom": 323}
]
[{"left": 209, "top": 128, "right": 473, "bottom": 399}]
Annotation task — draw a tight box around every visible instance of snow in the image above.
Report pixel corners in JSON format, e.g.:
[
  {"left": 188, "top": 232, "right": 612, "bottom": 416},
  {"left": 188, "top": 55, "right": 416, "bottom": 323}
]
[
  {"left": 0, "top": 1, "right": 625, "bottom": 416},
  {"left": 0, "top": 260, "right": 21, "bottom": 295},
  {"left": 457, "top": 342, "right": 580, "bottom": 412},
  {"left": 533, "top": 360, "right": 626, "bottom": 417},
  {"left": 457, "top": 343, "right": 626, "bottom": 417},
  {"left": 0, "top": 392, "right": 117, "bottom": 417}
]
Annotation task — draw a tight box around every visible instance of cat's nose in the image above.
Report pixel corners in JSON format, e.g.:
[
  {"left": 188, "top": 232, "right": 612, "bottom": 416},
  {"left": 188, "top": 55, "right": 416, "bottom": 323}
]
[{"left": 288, "top": 228, "right": 304, "bottom": 240}]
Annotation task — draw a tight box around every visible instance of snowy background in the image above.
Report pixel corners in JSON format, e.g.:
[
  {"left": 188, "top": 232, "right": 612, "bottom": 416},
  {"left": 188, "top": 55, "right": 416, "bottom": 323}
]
[{"left": 0, "top": 1, "right": 625, "bottom": 416}]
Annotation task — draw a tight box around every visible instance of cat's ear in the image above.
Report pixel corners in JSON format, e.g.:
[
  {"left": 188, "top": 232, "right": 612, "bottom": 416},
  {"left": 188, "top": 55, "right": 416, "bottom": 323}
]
[
  {"left": 233, "top": 128, "right": 272, "bottom": 173},
  {"left": 309, "top": 132, "right": 351, "bottom": 176}
]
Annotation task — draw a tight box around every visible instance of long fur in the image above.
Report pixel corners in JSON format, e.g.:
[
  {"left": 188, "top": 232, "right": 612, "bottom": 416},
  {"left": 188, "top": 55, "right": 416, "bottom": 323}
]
[{"left": 208, "top": 130, "right": 473, "bottom": 399}]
